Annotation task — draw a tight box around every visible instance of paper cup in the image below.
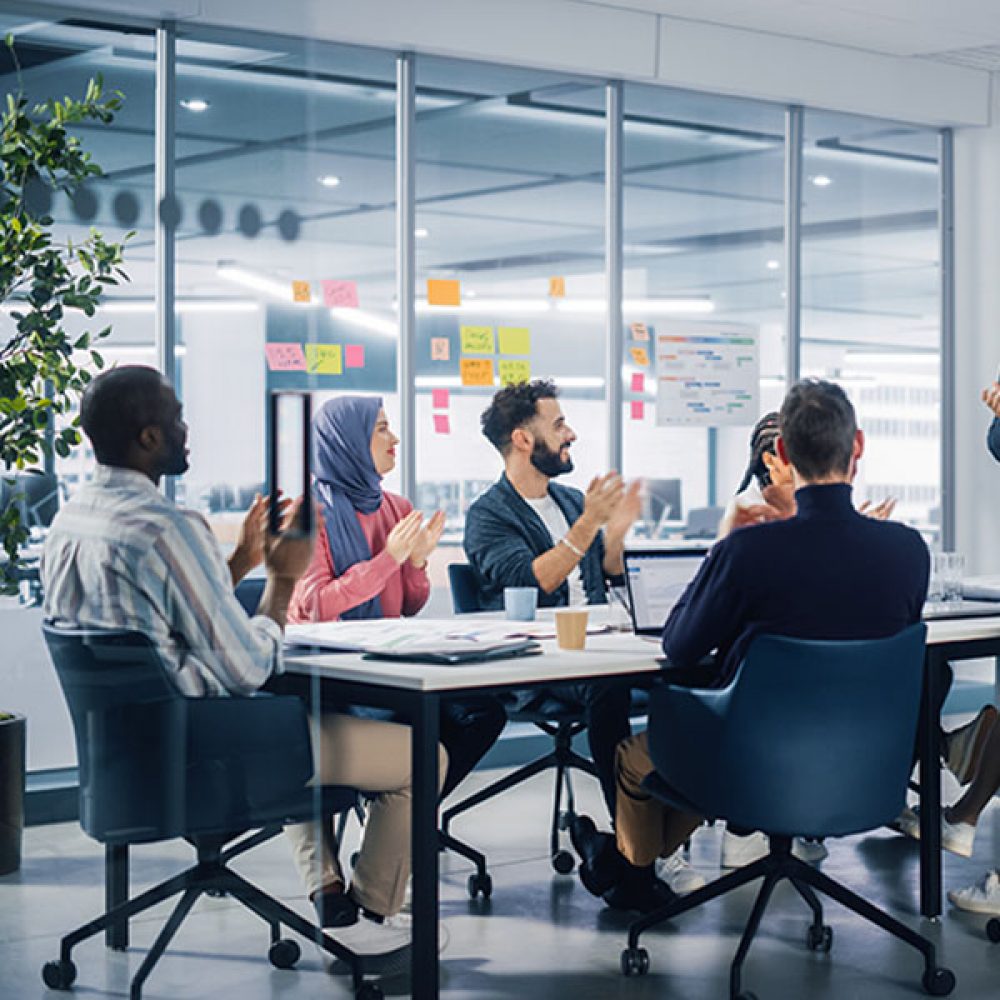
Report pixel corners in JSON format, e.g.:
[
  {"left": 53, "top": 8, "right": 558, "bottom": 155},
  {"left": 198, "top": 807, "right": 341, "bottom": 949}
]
[{"left": 554, "top": 609, "right": 589, "bottom": 650}]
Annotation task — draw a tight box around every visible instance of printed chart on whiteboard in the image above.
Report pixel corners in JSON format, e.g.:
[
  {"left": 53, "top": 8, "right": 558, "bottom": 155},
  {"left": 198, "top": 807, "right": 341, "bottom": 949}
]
[{"left": 654, "top": 321, "right": 759, "bottom": 427}]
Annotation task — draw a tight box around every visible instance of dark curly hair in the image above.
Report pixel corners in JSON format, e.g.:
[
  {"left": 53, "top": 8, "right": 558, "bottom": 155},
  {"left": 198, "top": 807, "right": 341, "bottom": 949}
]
[{"left": 480, "top": 379, "right": 559, "bottom": 455}]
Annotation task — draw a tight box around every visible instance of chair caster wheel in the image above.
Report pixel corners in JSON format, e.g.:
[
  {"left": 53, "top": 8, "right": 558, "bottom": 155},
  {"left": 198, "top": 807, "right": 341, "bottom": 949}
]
[
  {"left": 806, "top": 924, "right": 833, "bottom": 952},
  {"left": 42, "top": 959, "right": 77, "bottom": 990},
  {"left": 552, "top": 849, "right": 575, "bottom": 874},
  {"left": 987, "top": 918, "right": 1000, "bottom": 943},
  {"left": 357, "top": 982, "right": 384, "bottom": 1000},
  {"left": 620, "top": 946, "right": 650, "bottom": 977},
  {"left": 268, "top": 938, "right": 301, "bottom": 969},
  {"left": 922, "top": 967, "right": 956, "bottom": 996},
  {"left": 468, "top": 872, "right": 493, "bottom": 900}
]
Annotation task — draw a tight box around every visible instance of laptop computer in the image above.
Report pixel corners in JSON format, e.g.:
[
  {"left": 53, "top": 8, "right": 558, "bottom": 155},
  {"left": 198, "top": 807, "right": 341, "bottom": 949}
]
[{"left": 623, "top": 546, "right": 710, "bottom": 636}]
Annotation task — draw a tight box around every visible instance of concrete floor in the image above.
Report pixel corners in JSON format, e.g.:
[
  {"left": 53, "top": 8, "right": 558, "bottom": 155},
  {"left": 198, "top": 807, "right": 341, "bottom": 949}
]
[{"left": 2, "top": 764, "right": 999, "bottom": 1000}]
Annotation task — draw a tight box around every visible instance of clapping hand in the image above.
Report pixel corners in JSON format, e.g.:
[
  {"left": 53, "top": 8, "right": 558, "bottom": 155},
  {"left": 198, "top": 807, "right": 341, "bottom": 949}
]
[
  {"left": 385, "top": 509, "right": 425, "bottom": 565},
  {"left": 410, "top": 510, "right": 446, "bottom": 568},
  {"left": 606, "top": 479, "right": 642, "bottom": 541},
  {"left": 859, "top": 497, "right": 896, "bottom": 521},
  {"left": 983, "top": 382, "right": 1000, "bottom": 419},
  {"left": 583, "top": 472, "right": 626, "bottom": 526}
]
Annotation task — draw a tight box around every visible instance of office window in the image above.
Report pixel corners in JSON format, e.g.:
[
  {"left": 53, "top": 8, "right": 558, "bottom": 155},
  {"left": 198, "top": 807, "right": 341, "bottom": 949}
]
[
  {"left": 800, "top": 111, "right": 941, "bottom": 535},
  {"left": 621, "top": 85, "right": 787, "bottom": 538},
  {"left": 0, "top": 14, "right": 156, "bottom": 770},
  {"left": 412, "top": 57, "right": 606, "bottom": 602},
  {"left": 172, "top": 30, "right": 400, "bottom": 539}
]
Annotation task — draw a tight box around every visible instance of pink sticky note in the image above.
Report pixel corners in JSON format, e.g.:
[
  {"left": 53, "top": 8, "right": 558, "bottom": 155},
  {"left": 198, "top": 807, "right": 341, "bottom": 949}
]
[
  {"left": 345, "top": 344, "right": 365, "bottom": 368},
  {"left": 321, "top": 280, "right": 359, "bottom": 308},
  {"left": 431, "top": 388, "right": 450, "bottom": 410},
  {"left": 264, "top": 342, "right": 307, "bottom": 371},
  {"left": 630, "top": 400, "right": 645, "bottom": 421},
  {"left": 431, "top": 337, "right": 450, "bottom": 361},
  {"left": 433, "top": 414, "right": 451, "bottom": 435},
  {"left": 630, "top": 372, "right": 645, "bottom": 393}
]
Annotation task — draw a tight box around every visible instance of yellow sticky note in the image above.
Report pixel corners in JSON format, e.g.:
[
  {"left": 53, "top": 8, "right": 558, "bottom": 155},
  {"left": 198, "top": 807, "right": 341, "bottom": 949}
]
[
  {"left": 305, "top": 343, "right": 343, "bottom": 374},
  {"left": 292, "top": 280, "right": 312, "bottom": 303},
  {"left": 629, "top": 346, "right": 650, "bottom": 368},
  {"left": 460, "top": 325, "right": 495, "bottom": 354},
  {"left": 498, "top": 326, "right": 531, "bottom": 355},
  {"left": 549, "top": 276, "right": 565, "bottom": 298},
  {"left": 460, "top": 358, "right": 495, "bottom": 387},
  {"left": 499, "top": 359, "right": 531, "bottom": 386},
  {"left": 427, "top": 278, "right": 461, "bottom": 306}
]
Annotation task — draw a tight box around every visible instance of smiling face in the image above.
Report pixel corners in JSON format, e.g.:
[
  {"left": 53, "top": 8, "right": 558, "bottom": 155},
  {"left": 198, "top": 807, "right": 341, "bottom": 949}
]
[
  {"left": 526, "top": 397, "right": 576, "bottom": 478},
  {"left": 369, "top": 408, "right": 399, "bottom": 476}
]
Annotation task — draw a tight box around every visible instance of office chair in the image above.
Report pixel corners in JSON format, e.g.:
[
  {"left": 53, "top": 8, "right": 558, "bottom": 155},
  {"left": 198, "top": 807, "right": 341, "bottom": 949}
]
[
  {"left": 619, "top": 624, "right": 956, "bottom": 1000},
  {"left": 41, "top": 624, "right": 385, "bottom": 1000},
  {"left": 443, "top": 563, "right": 600, "bottom": 885}
]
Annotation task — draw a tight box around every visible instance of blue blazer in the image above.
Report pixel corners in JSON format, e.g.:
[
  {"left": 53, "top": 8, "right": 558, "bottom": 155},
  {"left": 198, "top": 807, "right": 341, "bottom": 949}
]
[{"left": 463, "top": 473, "right": 614, "bottom": 610}]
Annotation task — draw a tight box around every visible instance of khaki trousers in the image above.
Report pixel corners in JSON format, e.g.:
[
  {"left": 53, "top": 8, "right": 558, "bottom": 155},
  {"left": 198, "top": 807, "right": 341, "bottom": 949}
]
[
  {"left": 284, "top": 712, "right": 447, "bottom": 917},
  {"left": 615, "top": 731, "right": 702, "bottom": 868}
]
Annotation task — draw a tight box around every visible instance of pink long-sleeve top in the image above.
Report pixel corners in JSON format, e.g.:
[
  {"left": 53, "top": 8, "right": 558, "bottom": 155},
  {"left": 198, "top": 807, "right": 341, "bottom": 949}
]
[{"left": 287, "top": 490, "right": 431, "bottom": 623}]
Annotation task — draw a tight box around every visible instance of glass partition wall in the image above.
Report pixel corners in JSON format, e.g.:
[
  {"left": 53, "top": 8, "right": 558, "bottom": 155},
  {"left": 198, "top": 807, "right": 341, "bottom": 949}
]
[{"left": 0, "top": 8, "right": 947, "bottom": 777}]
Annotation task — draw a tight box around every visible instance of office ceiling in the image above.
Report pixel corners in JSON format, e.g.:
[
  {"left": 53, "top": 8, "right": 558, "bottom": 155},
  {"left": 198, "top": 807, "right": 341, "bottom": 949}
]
[{"left": 576, "top": 0, "right": 1000, "bottom": 66}]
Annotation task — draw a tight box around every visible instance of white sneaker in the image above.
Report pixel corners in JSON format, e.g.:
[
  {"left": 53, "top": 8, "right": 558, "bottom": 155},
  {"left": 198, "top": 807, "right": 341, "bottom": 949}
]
[
  {"left": 329, "top": 911, "right": 411, "bottom": 956},
  {"left": 948, "top": 869, "right": 1000, "bottom": 915},
  {"left": 896, "top": 805, "right": 976, "bottom": 858},
  {"left": 656, "top": 849, "right": 707, "bottom": 894},
  {"left": 721, "top": 830, "right": 769, "bottom": 868},
  {"left": 792, "top": 838, "right": 829, "bottom": 863}
]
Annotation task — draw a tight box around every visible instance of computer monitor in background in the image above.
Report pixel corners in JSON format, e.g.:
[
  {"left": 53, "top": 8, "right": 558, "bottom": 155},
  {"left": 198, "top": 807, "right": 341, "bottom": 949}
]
[
  {"left": 6, "top": 470, "right": 60, "bottom": 530},
  {"left": 639, "top": 478, "right": 682, "bottom": 536}
]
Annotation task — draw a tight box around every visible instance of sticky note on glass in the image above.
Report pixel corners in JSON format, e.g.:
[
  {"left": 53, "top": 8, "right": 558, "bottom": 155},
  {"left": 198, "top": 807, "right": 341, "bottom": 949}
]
[
  {"left": 460, "top": 358, "right": 494, "bottom": 387},
  {"left": 264, "top": 342, "right": 307, "bottom": 371},
  {"left": 630, "top": 322, "right": 649, "bottom": 341},
  {"left": 431, "top": 388, "right": 450, "bottom": 409},
  {"left": 292, "top": 280, "right": 311, "bottom": 303},
  {"left": 630, "top": 372, "right": 645, "bottom": 393},
  {"left": 433, "top": 413, "right": 451, "bottom": 435},
  {"left": 549, "top": 276, "right": 565, "bottom": 298},
  {"left": 345, "top": 344, "right": 365, "bottom": 368},
  {"left": 431, "top": 337, "right": 450, "bottom": 361},
  {"left": 427, "top": 278, "right": 461, "bottom": 306},
  {"left": 322, "top": 280, "right": 359, "bottom": 308},
  {"left": 631, "top": 400, "right": 645, "bottom": 421},
  {"left": 498, "top": 326, "right": 531, "bottom": 355},
  {"left": 305, "top": 343, "right": 343, "bottom": 375},
  {"left": 629, "top": 346, "right": 650, "bottom": 368},
  {"left": 499, "top": 359, "right": 531, "bottom": 386},
  {"left": 460, "top": 325, "right": 495, "bottom": 354}
]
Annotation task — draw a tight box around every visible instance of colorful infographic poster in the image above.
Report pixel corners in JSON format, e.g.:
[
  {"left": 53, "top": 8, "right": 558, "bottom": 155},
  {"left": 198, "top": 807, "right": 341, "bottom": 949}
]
[{"left": 654, "top": 322, "right": 758, "bottom": 427}]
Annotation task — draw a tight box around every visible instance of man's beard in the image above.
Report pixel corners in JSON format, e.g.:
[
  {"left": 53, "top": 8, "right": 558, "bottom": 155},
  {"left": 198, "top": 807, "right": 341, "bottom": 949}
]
[
  {"left": 530, "top": 438, "right": 573, "bottom": 478},
  {"left": 161, "top": 440, "right": 190, "bottom": 476}
]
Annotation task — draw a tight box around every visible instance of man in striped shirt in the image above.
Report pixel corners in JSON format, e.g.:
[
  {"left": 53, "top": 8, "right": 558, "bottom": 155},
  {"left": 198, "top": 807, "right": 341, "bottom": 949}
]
[{"left": 42, "top": 365, "right": 441, "bottom": 956}]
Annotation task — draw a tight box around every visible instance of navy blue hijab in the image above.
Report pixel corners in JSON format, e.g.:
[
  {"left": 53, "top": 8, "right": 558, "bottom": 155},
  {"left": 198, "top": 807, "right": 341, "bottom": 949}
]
[{"left": 313, "top": 395, "right": 385, "bottom": 619}]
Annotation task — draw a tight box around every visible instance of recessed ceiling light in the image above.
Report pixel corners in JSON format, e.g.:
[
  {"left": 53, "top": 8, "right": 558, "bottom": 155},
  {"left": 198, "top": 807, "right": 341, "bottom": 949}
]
[
  {"left": 179, "top": 98, "right": 210, "bottom": 113},
  {"left": 811, "top": 174, "right": 832, "bottom": 187},
  {"left": 318, "top": 174, "right": 341, "bottom": 188},
  {"left": 415, "top": 227, "right": 429, "bottom": 238},
  {"left": 766, "top": 259, "right": 780, "bottom": 270}
]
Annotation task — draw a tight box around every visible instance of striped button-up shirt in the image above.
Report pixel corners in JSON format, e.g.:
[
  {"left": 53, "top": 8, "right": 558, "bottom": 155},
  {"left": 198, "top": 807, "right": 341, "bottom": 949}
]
[{"left": 41, "top": 465, "right": 282, "bottom": 697}]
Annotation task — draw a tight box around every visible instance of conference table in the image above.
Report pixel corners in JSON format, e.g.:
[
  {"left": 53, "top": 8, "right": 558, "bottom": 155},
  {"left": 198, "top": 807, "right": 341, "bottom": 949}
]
[
  {"left": 101, "top": 607, "right": 1000, "bottom": 998},
  {"left": 278, "top": 608, "right": 1000, "bottom": 1000}
]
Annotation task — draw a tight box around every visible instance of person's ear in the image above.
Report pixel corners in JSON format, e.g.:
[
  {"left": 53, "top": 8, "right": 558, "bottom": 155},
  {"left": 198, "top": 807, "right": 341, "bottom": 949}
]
[
  {"left": 137, "top": 425, "right": 161, "bottom": 454},
  {"left": 510, "top": 425, "right": 533, "bottom": 454},
  {"left": 775, "top": 435, "right": 789, "bottom": 465},
  {"left": 853, "top": 428, "right": 865, "bottom": 462}
]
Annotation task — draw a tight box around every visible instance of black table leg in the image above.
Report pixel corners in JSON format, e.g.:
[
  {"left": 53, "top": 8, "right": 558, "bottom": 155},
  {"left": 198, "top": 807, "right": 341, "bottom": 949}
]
[
  {"left": 105, "top": 843, "right": 129, "bottom": 949},
  {"left": 411, "top": 693, "right": 441, "bottom": 1000},
  {"left": 919, "top": 649, "right": 943, "bottom": 918}
]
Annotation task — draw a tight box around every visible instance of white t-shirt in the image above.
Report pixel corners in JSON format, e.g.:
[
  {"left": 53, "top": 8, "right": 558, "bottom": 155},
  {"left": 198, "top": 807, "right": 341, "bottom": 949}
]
[{"left": 523, "top": 494, "right": 588, "bottom": 606}]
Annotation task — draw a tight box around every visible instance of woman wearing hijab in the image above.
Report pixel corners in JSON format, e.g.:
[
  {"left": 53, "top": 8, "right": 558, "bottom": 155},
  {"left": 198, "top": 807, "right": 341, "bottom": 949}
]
[{"left": 287, "top": 396, "right": 507, "bottom": 889}]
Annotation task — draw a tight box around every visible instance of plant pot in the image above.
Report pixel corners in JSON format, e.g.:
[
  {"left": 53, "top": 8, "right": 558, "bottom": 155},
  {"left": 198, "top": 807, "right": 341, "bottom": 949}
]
[{"left": 0, "top": 713, "right": 26, "bottom": 876}]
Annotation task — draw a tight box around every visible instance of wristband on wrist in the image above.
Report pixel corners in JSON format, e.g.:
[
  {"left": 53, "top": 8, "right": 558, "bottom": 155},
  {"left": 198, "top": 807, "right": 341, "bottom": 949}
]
[{"left": 559, "top": 536, "right": 585, "bottom": 558}]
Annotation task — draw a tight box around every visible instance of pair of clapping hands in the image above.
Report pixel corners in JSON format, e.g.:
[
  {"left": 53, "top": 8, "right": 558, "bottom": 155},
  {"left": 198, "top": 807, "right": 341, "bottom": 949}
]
[
  {"left": 730, "top": 493, "right": 896, "bottom": 532},
  {"left": 582, "top": 472, "right": 642, "bottom": 537}
]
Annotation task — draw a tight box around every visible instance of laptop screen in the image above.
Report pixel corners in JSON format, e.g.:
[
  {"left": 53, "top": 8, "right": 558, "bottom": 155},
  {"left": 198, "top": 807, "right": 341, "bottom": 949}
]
[{"left": 624, "top": 548, "right": 709, "bottom": 635}]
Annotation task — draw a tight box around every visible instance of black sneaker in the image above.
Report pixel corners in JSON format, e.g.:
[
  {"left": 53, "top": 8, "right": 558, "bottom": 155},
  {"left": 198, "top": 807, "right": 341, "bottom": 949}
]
[
  {"left": 313, "top": 887, "right": 359, "bottom": 928},
  {"left": 570, "top": 815, "right": 623, "bottom": 898},
  {"left": 602, "top": 868, "right": 677, "bottom": 914}
]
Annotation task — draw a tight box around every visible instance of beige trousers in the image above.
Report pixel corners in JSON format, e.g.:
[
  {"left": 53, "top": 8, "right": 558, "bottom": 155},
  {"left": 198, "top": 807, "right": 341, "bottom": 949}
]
[
  {"left": 284, "top": 712, "right": 447, "bottom": 917},
  {"left": 615, "top": 731, "right": 703, "bottom": 868}
]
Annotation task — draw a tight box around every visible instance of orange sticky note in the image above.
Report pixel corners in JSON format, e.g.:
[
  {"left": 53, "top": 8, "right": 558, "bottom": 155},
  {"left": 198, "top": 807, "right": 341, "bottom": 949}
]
[
  {"left": 630, "top": 321, "right": 649, "bottom": 341},
  {"left": 427, "top": 278, "right": 461, "bottom": 306},
  {"left": 630, "top": 372, "right": 644, "bottom": 393},
  {"left": 431, "top": 388, "right": 450, "bottom": 409},
  {"left": 430, "top": 337, "right": 450, "bottom": 361},
  {"left": 631, "top": 400, "right": 645, "bottom": 421},
  {"left": 345, "top": 344, "right": 365, "bottom": 368},
  {"left": 549, "top": 276, "right": 565, "bottom": 298},
  {"left": 433, "top": 413, "right": 451, "bottom": 435},
  {"left": 460, "top": 358, "right": 494, "bottom": 387},
  {"left": 292, "top": 280, "right": 311, "bottom": 303},
  {"left": 629, "top": 346, "right": 650, "bottom": 368}
]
